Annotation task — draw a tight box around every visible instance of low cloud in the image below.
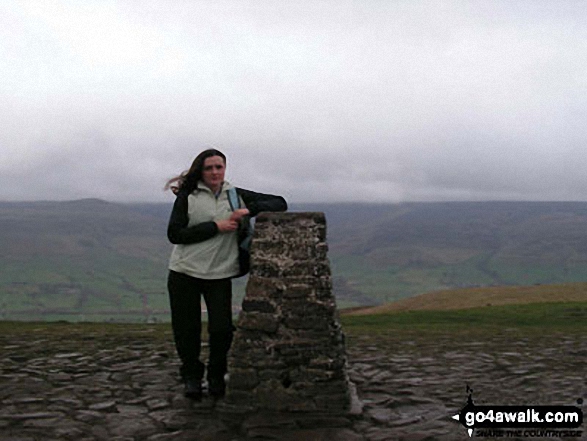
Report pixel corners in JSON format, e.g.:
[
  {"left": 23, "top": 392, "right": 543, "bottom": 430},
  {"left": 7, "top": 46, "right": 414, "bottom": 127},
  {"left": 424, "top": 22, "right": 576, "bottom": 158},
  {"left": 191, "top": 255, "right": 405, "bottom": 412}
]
[{"left": 1, "top": 0, "right": 586, "bottom": 203}]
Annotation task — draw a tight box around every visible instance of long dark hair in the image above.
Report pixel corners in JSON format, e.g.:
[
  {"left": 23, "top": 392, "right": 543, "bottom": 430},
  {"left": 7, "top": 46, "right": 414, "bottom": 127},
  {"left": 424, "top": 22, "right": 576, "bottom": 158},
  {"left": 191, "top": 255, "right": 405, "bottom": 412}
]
[{"left": 165, "top": 149, "right": 227, "bottom": 194}]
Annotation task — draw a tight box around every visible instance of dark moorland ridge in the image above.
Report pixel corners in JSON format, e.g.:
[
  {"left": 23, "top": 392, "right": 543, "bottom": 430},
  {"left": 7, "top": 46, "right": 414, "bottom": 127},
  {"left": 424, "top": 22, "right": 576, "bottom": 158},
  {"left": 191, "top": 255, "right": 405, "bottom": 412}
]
[{"left": 1, "top": 199, "right": 587, "bottom": 320}]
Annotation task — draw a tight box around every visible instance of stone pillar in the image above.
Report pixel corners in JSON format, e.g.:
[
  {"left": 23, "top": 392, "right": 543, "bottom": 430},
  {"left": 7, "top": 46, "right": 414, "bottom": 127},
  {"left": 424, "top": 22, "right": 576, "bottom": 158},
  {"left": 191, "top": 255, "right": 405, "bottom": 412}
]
[{"left": 224, "top": 212, "right": 351, "bottom": 415}]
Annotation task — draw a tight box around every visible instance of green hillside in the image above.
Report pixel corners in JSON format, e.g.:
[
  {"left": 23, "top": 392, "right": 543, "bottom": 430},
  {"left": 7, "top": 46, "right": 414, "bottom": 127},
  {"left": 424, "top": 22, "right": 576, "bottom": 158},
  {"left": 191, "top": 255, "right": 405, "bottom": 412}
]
[
  {"left": 1, "top": 199, "right": 587, "bottom": 321},
  {"left": 0, "top": 200, "right": 169, "bottom": 321},
  {"left": 314, "top": 201, "right": 587, "bottom": 306},
  {"left": 341, "top": 282, "right": 587, "bottom": 336}
]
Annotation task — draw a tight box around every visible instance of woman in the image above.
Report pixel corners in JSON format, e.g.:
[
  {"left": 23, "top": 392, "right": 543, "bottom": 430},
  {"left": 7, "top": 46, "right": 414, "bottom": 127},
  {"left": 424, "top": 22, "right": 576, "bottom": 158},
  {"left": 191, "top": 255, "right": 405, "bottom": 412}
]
[{"left": 165, "top": 149, "right": 287, "bottom": 400}]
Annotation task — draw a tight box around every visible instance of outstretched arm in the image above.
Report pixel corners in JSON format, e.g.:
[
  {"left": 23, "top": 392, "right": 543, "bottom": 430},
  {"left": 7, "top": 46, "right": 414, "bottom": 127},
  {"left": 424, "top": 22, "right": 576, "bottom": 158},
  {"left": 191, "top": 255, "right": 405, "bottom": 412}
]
[{"left": 236, "top": 188, "right": 287, "bottom": 217}]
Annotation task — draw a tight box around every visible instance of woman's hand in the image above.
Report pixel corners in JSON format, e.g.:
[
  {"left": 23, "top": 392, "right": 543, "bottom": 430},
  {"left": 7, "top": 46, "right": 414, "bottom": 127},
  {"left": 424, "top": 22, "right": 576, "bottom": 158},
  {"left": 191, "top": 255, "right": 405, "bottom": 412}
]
[
  {"left": 216, "top": 219, "right": 238, "bottom": 233},
  {"left": 216, "top": 209, "right": 249, "bottom": 233},
  {"left": 229, "top": 208, "right": 250, "bottom": 222}
]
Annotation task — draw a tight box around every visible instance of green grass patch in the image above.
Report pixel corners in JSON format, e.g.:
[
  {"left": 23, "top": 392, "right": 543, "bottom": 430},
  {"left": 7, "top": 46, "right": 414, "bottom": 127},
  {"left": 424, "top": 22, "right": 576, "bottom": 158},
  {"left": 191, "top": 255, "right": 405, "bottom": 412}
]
[
  {"left": 0, "top": 320, "right": 174, "bottom": 345},
  {"left": 341, "top": 302, "right": 587, "bottom": 335}
]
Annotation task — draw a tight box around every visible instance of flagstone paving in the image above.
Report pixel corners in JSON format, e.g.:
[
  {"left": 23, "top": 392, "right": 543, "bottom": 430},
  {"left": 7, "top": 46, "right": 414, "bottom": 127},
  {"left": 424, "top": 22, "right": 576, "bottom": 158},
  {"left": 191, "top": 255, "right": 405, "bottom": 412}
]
[{"left": 0, "top": 324, "right": 584, "bottom": 440}]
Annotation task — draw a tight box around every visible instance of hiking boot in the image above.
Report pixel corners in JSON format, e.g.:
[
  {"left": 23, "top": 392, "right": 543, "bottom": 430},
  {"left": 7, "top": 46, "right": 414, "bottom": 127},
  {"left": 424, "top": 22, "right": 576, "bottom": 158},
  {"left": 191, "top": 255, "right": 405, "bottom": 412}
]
[
  {"left": 208, "top": 377, "right": 226, "bottom": 398},
  {"left": 184, "top": 378, "right": 202, "bottom": 400}
]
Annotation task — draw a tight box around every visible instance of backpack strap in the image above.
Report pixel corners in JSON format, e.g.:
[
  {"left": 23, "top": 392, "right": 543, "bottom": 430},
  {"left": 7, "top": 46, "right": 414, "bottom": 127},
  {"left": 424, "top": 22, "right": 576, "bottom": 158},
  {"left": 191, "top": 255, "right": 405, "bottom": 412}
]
[
  {"left": 227, "top": 187, "right": 240, "bottom": 211},
  {"left": 227, "top": 187, "right": 253, "bottom": 252}
]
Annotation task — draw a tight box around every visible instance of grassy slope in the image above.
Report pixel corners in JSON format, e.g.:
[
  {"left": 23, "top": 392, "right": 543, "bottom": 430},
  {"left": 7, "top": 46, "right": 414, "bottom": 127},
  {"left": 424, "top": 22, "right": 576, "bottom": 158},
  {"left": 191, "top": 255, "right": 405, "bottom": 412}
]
[
  {"left": 340, "top": 283, "right": 587, "bottom": 337},
  {"left": 343, "top": 281, "right": 587, "bottom": 314},
  {"left": 341, "top": 302, "right": 587, "bottom": 338}
]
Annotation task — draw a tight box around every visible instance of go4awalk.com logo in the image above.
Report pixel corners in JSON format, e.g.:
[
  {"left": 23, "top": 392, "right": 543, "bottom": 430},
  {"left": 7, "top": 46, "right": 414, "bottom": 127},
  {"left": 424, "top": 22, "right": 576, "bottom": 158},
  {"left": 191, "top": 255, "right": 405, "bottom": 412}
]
[{"left": 451, "top": 386, "right": 583, "bottom": 438}]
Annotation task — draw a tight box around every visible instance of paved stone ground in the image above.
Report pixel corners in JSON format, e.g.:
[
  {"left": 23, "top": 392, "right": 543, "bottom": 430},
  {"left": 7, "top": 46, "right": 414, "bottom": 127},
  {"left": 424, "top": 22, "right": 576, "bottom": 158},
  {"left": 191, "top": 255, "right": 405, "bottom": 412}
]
[{"left": 0, "top": 324, "right": 585, "bottom": 440}]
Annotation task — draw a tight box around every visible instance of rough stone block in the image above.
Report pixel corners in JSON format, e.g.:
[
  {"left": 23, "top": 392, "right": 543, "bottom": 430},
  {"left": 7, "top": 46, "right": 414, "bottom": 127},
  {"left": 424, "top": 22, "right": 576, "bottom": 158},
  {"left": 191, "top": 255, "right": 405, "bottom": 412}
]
[
  {"left": 225, "top": 212, "right": 351, "bottom": 420},
  {"left": 242, "top": 299, "right": 276, "bottom": 314},
  {"left": 238, "top": 312, "right": 279, "bottom": 334}
]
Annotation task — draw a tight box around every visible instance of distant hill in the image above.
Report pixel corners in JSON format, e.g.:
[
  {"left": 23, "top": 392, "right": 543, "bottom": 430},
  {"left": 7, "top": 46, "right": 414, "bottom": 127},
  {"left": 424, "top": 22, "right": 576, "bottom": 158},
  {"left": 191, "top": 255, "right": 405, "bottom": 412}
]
[
  {"left": 0, "top": 199, "right": 174, "bottom": 322},
  {"left": 298, "top": 201, "right": 587, "bottom": 308},
  {"left": 2, "top": 199, "right": 587, "bottom": 321}
]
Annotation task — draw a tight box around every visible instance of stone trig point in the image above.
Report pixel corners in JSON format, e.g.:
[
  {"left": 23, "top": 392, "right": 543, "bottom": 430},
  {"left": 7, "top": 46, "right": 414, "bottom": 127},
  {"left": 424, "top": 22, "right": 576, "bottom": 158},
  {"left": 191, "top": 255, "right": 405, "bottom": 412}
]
[{"left": 219, "top": 212, "right": 357, "bottom": 428}]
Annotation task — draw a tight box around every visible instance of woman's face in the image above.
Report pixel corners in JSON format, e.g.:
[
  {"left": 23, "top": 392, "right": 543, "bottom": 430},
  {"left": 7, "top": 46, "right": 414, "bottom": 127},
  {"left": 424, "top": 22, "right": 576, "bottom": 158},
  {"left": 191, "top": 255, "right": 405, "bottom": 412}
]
[{"left": 201, "top": 155, "right": 226, "bottom": 191}]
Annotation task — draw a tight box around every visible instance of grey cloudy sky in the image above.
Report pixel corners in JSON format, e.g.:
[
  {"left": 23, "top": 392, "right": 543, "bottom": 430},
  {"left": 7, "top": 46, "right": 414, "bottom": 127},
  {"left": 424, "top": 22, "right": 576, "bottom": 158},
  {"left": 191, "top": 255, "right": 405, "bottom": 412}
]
[{"left": 1, "top": 0, "right": 586, "bottom": 203}]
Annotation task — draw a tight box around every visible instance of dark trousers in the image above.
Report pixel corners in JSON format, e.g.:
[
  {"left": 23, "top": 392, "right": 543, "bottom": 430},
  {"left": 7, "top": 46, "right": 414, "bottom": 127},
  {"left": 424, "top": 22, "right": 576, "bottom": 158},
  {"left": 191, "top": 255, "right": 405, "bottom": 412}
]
[{"left": 167, "top": 270, "right": 234, "bottom": 382}]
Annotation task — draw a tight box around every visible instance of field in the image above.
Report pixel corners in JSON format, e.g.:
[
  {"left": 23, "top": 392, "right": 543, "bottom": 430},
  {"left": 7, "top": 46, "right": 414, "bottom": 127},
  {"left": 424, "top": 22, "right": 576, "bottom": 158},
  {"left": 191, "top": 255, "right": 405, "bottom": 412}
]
[{"left": 342, "top": 301, "right": 587, "bottom": 338}]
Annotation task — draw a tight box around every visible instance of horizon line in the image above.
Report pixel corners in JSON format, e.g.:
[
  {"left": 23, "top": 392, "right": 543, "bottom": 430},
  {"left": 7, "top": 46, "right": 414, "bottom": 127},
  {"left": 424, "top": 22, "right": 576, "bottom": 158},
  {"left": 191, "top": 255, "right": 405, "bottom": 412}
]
[{"left": 2, "top": 198, "right": 587, "bottom": 205}]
